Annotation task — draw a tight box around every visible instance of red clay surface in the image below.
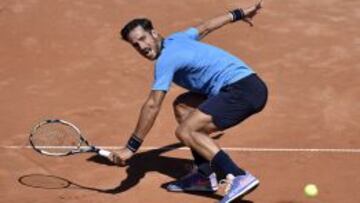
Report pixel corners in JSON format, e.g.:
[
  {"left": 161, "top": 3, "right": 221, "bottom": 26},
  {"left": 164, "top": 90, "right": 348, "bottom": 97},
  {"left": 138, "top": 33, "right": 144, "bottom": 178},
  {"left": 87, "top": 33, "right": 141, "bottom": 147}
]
[{"left": 1, "top": 0, "right": 360, "bottom": 202}]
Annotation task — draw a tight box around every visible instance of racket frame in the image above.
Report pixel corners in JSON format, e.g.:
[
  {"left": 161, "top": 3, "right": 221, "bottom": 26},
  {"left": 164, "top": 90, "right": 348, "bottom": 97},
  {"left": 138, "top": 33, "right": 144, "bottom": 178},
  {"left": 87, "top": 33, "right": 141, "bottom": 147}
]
[{"left": 29, "top": 119, "right": 98, "bottom": 156}]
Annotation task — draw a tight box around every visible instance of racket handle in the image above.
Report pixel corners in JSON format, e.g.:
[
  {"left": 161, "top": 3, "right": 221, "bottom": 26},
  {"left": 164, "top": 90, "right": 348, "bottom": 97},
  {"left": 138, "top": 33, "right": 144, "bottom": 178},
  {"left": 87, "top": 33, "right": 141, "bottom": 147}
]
[{"left": 98, "top": 149, "right": 111, "bottom": 157}]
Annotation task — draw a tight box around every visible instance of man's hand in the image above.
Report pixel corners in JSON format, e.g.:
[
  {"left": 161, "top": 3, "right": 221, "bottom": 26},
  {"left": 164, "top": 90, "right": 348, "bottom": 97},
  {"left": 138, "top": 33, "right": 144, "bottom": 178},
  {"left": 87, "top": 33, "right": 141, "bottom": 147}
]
[
  {"left": 242, "top": 0, "right": 264, "bottom": 26},
  {"left": 109, "top": 147, "right": 134, "bottom": 166}
]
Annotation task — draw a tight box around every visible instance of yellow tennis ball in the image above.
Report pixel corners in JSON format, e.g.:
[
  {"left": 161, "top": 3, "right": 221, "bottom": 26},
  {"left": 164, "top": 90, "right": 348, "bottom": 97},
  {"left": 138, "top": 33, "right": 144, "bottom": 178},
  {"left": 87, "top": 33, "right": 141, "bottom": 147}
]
[{"left": 304, "top": 184, "right": 318, "bottom": 197}]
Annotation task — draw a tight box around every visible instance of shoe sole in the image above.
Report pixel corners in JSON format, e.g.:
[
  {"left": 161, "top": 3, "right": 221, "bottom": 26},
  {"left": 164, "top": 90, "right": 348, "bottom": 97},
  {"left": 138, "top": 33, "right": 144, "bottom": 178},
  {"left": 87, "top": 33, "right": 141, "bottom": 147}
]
[
  {"left": 166, "top": 185, "right": 218, "bottom": 193},
  {"left": 223, "top": 179, "right": 260, "bottom": 203}
]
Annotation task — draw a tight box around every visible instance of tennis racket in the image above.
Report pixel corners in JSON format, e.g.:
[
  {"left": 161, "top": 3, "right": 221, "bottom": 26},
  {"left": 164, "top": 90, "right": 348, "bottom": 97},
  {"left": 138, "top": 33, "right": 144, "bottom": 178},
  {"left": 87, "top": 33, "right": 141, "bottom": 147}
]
[{"left": 29, "top": 119, "right": 112, "bottom": 158}]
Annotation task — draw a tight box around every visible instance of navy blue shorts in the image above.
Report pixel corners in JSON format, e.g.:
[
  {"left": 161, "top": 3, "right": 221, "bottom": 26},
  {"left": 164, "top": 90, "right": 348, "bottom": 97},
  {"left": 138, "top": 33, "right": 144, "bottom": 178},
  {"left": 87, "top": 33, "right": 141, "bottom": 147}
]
[{"left": 199, "top": 74, "right": 268, "bottom": 130}]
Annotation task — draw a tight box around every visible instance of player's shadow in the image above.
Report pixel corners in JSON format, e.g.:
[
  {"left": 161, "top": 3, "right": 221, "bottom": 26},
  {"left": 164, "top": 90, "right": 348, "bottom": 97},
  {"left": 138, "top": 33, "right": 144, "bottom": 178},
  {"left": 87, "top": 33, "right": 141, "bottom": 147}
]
[
  {"left": 18, "top": 133, "right": 253, "bottom": 202},
  {"left": 86, "top": 133, "right": 253, "bottom": 202},
  {"left": 91, "top": 141, "right": 197, "bottom": 192}
]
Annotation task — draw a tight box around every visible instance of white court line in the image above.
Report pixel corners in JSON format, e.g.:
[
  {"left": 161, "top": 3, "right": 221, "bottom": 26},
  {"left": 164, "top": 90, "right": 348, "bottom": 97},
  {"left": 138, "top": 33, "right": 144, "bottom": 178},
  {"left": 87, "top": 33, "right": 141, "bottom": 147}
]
[{"left": 2, "top": 145, "right": 360, "bottom": 153}]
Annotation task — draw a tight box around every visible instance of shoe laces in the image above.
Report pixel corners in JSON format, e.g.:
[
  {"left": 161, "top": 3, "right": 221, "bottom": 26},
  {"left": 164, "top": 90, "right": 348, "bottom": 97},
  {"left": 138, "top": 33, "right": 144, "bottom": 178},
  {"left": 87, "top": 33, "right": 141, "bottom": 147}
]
[{"left": 219, "top": 174, "right": 235, "bottom": 194}]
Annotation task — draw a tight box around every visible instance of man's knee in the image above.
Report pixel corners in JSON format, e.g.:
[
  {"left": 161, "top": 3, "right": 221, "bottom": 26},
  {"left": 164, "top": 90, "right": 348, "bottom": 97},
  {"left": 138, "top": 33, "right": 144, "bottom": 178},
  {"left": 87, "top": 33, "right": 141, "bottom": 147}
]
[
  {"left": 175, "top": 121, "right": 216, "bottom": 143},
  {"left": 175, "top": 124, "right": 193, "bottom": 144}
]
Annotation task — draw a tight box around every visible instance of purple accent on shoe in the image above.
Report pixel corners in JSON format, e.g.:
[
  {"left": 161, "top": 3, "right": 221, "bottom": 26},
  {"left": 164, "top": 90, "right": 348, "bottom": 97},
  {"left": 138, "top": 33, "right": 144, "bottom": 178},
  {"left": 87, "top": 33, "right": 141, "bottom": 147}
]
[
  {"left": 166, "top": 171, "right": 218, "bottom": 192},
  {"left": 220, "top": 172, "right": 260, "bottom": 203}
]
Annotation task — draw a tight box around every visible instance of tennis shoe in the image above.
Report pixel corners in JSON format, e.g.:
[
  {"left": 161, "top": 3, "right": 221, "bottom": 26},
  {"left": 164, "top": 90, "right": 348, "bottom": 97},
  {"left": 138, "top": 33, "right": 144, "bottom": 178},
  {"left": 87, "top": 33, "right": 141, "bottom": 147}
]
[
  {"left": 166, "top": 170, "right": 218, "bottom": 192},
  {"left": 219, "top": 172, "right": 259, "bottom": 203}
]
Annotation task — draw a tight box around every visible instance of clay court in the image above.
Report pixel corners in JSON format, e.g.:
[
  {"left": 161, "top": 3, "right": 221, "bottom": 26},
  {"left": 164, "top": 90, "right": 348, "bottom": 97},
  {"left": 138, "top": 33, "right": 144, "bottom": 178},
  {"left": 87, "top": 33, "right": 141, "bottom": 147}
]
[{"left": 1, "top": 0, "right": 359, "bottom": 202}]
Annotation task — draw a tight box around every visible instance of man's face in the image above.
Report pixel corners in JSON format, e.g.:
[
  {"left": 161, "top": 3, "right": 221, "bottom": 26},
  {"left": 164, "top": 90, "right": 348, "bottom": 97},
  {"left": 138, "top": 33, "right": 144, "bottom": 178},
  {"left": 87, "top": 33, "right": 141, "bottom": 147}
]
[{"left": 127, "top": 26, "right": 161, "bottom": 60}]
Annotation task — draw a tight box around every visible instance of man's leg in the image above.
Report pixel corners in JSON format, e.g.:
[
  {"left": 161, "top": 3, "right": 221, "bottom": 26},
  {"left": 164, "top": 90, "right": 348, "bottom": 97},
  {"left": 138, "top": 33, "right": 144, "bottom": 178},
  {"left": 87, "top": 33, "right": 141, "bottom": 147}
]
[
  {"left": 176, "top": 109, "right": 258, "bottom": 203},
  {"left": 173, "top": 92, "right": 211, "bottom": 170},
  {"left": 175, "top": 74, "right": 268, "bottom": 202},
  {"left": 172, "top": 91, "right": 247, "bottom": 175},
  {"left": 167, "top": 92, "right": 217, "bottom": 192},
  {"left": 175, "top": 109, "right": 246, "bottom": 176}
]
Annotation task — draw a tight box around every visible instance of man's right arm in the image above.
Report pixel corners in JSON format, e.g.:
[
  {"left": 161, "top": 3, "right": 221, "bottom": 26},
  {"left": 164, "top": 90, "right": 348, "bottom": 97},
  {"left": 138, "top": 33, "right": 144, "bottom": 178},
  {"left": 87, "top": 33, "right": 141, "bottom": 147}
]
[{"left": 110, "top": 90, "right": 167, "bottom": 166}]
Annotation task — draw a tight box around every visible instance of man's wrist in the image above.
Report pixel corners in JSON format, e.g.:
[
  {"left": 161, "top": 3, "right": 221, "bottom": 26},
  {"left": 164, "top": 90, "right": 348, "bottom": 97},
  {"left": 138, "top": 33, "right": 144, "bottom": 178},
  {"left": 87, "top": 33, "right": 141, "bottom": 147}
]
[
  {"left": 229, "top": 9, "right": 245, "bottom": 22},
  {"left": 126, "top": 133, "right": 143, "bottom": 153}
]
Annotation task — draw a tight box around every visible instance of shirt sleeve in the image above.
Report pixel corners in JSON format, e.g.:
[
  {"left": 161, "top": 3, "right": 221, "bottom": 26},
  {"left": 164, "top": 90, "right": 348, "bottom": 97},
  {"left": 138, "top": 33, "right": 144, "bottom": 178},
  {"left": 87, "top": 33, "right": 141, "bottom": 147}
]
[
  {"left": 151, "top": 57, "right": 177, "bottom": 92},
  {"left": 183, "top": 27, "right": 200, "bottom": 41}
]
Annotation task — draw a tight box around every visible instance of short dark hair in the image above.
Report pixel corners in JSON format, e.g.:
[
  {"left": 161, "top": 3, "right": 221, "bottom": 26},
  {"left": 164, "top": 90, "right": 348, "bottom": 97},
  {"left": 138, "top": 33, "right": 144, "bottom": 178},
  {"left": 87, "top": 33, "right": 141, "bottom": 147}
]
[{"left": 120, "top": 18, "right": 154, "bottom": 41}]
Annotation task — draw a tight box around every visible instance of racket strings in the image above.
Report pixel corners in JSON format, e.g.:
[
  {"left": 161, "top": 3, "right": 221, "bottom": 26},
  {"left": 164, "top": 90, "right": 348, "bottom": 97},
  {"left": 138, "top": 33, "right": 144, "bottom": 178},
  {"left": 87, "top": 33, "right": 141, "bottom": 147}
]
[{"left": 31, "top": 122, "right": 82, "bottom": 155}]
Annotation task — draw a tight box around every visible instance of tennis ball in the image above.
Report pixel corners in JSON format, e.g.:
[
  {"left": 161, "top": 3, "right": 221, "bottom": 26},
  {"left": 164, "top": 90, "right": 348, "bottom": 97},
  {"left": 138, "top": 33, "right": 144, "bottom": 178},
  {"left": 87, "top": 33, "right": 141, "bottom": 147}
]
[{"left": 304, "top": 184, "right": 318, "bottom": 197}]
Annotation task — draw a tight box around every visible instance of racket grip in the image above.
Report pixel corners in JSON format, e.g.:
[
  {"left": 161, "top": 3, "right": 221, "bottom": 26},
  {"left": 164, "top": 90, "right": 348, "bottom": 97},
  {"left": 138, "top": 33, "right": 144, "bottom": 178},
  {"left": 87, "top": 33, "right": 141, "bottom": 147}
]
[{"left": 98, "top": 149, "right": 111, "bottom": 157}]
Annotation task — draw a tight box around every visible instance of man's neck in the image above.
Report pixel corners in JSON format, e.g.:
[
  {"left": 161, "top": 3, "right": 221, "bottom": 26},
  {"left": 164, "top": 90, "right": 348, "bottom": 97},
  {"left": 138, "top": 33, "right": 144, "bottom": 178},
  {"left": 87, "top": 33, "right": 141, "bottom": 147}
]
[{"left": 155, "top": 36, "right": 164, "bottom": 59}]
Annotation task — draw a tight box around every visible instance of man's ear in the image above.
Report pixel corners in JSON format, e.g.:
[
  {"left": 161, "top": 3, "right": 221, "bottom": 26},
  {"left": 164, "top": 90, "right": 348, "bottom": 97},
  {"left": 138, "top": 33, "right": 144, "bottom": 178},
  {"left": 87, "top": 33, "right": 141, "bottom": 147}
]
[{"left": 150, "top": 29, "right": 159, "bottom": 38}]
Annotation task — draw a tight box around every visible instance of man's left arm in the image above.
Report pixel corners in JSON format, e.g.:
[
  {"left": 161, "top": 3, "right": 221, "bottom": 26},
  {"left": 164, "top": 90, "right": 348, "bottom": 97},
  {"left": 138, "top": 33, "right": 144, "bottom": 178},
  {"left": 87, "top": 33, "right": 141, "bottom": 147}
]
[{"left": 195, "top": 0, "right": 263, "bottom": 40}]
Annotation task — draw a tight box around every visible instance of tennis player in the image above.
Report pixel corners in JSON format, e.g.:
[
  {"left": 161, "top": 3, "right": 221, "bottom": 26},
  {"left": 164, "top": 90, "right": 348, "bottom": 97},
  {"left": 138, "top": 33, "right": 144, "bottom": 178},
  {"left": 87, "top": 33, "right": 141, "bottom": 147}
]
[{"left": 114, "top": 0, "right": 267, "bottom": 202}]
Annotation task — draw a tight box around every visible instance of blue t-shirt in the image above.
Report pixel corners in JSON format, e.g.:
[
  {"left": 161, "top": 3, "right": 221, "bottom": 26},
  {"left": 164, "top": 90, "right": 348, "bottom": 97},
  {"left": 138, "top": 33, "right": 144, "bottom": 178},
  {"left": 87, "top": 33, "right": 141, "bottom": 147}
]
[{"left": 152, "top": 27, "right": 254, "bottom": 97}]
